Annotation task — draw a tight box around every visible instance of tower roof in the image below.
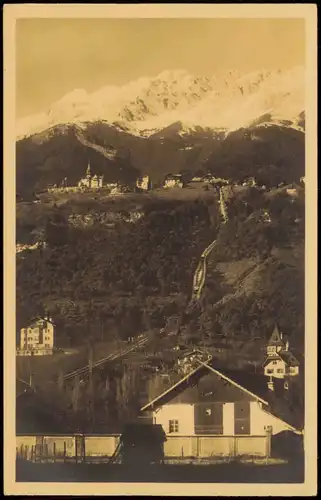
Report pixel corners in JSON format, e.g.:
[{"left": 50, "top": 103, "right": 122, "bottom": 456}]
[{"left": 268, "top": 325, "right": 284, "bottom": 346}]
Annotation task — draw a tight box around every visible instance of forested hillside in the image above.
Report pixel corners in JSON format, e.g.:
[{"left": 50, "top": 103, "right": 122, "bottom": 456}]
[{"left": 16, "top": 185, "right": 304, "bottom": 350}]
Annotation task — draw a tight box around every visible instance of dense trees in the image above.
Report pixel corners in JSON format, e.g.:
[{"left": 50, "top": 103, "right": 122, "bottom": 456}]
[
  {"left": 16, "top": 197, "right": 219, "bottom": 346},
  {"left": 16, "top": 186, "right": 304, "bottom": 351}
]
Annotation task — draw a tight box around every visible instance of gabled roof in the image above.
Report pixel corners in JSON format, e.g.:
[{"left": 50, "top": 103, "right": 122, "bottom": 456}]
[
  {"left": 262, "top": 354, "right": 282, "bottom": 366},
  {"left": 140, "top": 361, "right": 303, "bottom": 431},
  {"left": 165, "top": 173, "right": 182, "bottom": 180},
  {"left": 268, "top": 325, "right": 284, "bottom": 346},
  {"left": 24, "top": 316, "right": 56, "bottom": 328},
  {"left": 263, "top": 350, "right": 300, "bottom": 368},
  {"left": 141, "top": 361, "right": 269, "bottom": 412},
  {"left": 278, "top": 350, "right": 300, "bottom": 367}
]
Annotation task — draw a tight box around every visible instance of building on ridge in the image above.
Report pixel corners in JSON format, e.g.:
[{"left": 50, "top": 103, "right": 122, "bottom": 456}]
[
  {"left": 164, "top": 173, "right": 184, "bottom": 188},
  {"left": 136, "top": 175, "right": 151, "bottom": 191},
  {"left": 78, "top": 162, "right": 104, "bottom": 189}
]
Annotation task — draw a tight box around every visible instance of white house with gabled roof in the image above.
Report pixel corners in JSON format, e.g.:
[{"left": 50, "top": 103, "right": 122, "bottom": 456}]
[
  {"left": 141, "top": 359, "right": 302, "bottom": 440},
  {"left": 263, "top": 325, "right": 300, "bottom": 379}
]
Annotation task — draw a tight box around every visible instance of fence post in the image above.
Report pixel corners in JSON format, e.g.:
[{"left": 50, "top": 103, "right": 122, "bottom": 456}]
[
  {"left": 53, "top": 442, "right": 56, "bottom": 463},
  {"left": 63, "top": 441, "right": 66, "bottom": 463},
  {"left": 82, "top": 436, "right": 86, "bottom": 463},
  {"left": 265, "top": 428, "right": 272, "bottom": 458}
]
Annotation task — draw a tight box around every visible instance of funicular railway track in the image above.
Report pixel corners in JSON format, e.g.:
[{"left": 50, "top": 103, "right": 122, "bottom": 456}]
[{"left": 164, "top": 187, "right": 229, "bottom": 331}]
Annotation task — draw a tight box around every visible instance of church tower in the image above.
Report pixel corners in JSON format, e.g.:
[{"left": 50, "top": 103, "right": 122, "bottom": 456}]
[{"left": 85, "top": 162, "right": 92, "bottom": 188}]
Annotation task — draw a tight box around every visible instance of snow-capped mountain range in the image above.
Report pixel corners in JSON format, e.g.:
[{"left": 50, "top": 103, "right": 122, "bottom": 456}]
[{"left": 17, "top": 66, "right": 304, "bottom": 140}]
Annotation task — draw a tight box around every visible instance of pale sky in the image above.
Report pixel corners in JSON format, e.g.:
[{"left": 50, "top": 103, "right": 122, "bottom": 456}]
[{"left": 16, "top": 18, "right": 305, "bottom": 118}]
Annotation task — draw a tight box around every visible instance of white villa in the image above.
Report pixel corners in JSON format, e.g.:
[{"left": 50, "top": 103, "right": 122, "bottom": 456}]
[
  {"left": 263, "top": 326, "right": 300, "bottom": 379},
  {"left": 17, "top": 316, "right": 55, "bottom": 356},
  {"left": 136, "top": 175, "right": 150, "bottom": 191}
]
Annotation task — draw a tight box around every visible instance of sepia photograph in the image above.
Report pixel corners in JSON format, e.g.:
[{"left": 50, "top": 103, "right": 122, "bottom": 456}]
[{"left": 4, "top": 4, "right": 317, "bottom": 496}]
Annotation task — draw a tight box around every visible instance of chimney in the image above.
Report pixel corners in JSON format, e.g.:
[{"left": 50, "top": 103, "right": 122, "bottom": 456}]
[
  {"left": 267, "top": 376, "right": 274, "bottom": 391},
  {"left": 285, "top": 340, "right": 289, "bottom": 352}
]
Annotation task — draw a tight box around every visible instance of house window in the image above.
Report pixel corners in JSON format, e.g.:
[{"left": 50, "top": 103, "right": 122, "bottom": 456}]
[
  {"left": 277, "top": 369, "right": 284, "bottom": 373},
  {"left": 169, "top": 420, "right": 179, "bottom": 433},
  {"left": 272, "top": 361, "right": 277, "bottom": 365},
  {"left": 267, "top": 369, "right": 273, "bottom": 374},
  {"left": 205, "top": 408, "right": 212, "bottom": 416}
]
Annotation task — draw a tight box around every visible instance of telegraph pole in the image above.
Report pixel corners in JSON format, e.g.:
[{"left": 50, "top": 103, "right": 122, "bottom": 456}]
[
  {"left": 29, "top": 351, "right": 34, "bottom": 388},
  {"left": 88, "top": 340, "right": 95, "bottom": 431},
  {"left": 87, "top": 299, "right": 95, "bottom": 431}
]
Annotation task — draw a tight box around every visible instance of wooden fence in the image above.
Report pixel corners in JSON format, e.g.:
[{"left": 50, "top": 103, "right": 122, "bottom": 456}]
[{"left": 16, "top": 432, "right": 271, "bottom": 463}]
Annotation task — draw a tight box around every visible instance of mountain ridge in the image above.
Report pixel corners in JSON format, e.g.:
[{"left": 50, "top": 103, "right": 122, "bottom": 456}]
[{"left": 17, "top": 66, "right": 304, "bottom": 139}]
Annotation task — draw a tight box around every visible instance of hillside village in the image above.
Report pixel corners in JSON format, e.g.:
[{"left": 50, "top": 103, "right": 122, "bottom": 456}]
[{"left": 44, "top": 160, "right": 301, "bottom": 197}]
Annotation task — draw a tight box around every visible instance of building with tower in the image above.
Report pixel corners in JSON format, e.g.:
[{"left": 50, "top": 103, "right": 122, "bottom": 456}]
[
  {"left": 262, "top": 325, "right": 300, "bottom": 379},
  {"left": 78, "top": 162, "right": 104, "bottom": 189}
]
